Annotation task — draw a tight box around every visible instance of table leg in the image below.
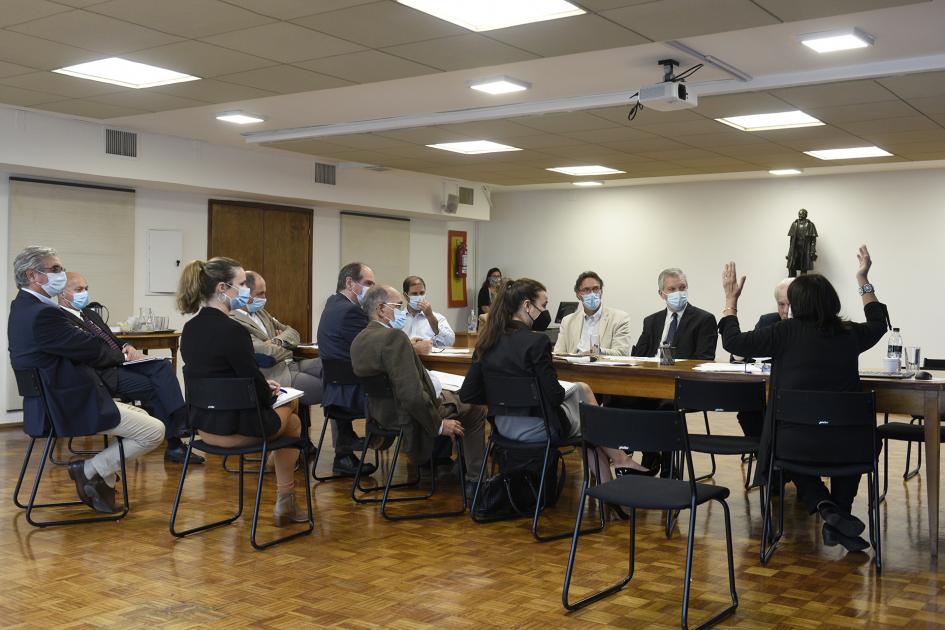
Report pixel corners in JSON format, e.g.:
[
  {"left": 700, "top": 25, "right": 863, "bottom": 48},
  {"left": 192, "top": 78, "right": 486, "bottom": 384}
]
[
  {"left": 170, "top": 347, "right": 178, "bottom": 372},
  {"left": 923, "top": 390, "right": 940, "bottom": 557}
]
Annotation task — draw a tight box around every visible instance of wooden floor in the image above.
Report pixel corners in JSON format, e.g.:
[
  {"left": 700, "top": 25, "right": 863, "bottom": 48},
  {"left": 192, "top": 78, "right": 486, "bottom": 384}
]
[{"left": 2, "top": 411, "right": 943, "bottom": 629}]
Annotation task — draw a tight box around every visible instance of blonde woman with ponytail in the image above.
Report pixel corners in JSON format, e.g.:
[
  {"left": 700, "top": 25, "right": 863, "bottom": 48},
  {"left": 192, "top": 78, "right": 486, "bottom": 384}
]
[{"left": 177, "top": 257, "right": 307, "bottom": 526}]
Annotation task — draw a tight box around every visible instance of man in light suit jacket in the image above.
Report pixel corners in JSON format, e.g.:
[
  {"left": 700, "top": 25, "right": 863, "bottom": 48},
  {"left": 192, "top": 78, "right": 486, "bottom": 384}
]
[
  {"left": 554, "top": 271, "right": 631, "bottom": 356},
  {"left": 230, "top": 271, "right": 323, "bottom": 405},
  {"left": 351, "top": 285, "right": 485, "bottom": 495},
  {"left": 631, "top": 267, "right": 718, "bottom": 360}
]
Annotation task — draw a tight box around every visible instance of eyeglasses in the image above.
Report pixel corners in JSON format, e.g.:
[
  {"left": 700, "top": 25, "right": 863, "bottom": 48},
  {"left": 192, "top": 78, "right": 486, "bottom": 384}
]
[
  {"left": 577, "top": 287, "right": 601, "bottom": 296},
  {"left": 37, "top": 265, "right": 66, "bottom": 274},
  {"left": 383, "top": 302, "right": 406, "bottom": 311}
]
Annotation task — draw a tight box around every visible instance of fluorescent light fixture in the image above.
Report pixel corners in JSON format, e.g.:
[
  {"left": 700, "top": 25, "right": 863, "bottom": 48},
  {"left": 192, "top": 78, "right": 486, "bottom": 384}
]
[
  {"left": 397, "top": 0, "right": 584, "bottom": 32},
  {"left": 53, "top": 57, "right": 199, "bottom": 89},
  {"left": 216, "top": 111, "right": 265, "bottom": 125},
  {"left": 468, "top": 76, "right": 531, "bottom": 95},
  {"left": 716, "top": 110, "right": 824, "bottom": 132},
  {"left": 547, "top": 165, "right": 625, "bottom": 176},
  {"left": 769, "top": 169, "right": 802, "bottom": 175},
  {"left": 804, "top": 146, "right": 892, "bottom": 160},
  {"left": 572, "top": 181, "right": 603, "bottom": 187},
  {"left": 799, "top": 27, "right": 874, "bottom": 53},
  {"left": 427, "top": 140, "right": 521, "bottom": 154}
]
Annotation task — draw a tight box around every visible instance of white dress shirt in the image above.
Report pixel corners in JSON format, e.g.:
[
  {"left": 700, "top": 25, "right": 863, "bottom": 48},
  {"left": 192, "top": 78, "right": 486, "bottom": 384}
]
[
  {"left": 248, "top": 312, "right": 268, "bottom": 334},
  {"left": 576, "top": 307, "right": 603, "bottom": 353},
  {"left": 403, "top": 309, "right": 455, "bottom": 348},
  {"left": 655, "top": 304, "right": 688, "bottom": 357},
  {"left": 22, "top": 288, "right": 58, "bottom": 307}
]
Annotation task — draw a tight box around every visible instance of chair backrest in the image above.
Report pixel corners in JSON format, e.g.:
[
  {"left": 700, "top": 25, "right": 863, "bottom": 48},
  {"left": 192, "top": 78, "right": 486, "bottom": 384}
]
[
  {"left": 321, "top": 359, "right": 360, "bottom": 386},
  {"left": 923, "top": 358, "right": 945, "bottom": 370},
  {"left": 483, "top": 375, "right": 543, "bottom": 414},
  {"left": 675, "top": 377, "right": 766, "bottom": 413},
  {"left": 185, "top": 378, "right": 259, "bottom": 412},
  {"left": 773, "top": 389, "right": 876, "bottom": 466},
  {"left": 13, "top": 368, "right": 41, "bottom": 398}
]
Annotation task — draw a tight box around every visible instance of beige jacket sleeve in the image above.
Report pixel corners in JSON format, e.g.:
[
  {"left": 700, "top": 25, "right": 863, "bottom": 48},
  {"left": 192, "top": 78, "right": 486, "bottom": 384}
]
[
  {"left": 262, "top": 311, "right": 301, "bottom": 350},
  {"left": 230, "top": 311, "right": 294, "bottom": 362},
  {"left": 600, "top": 309, "right": 632, "bottom": 356},
  {"left": 553, "top": 311, "right": 579, "bottom": 354}
]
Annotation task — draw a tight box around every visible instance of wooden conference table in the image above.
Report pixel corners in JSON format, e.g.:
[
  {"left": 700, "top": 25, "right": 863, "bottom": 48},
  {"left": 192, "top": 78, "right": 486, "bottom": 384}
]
[
  {"left": 115, "top": 331, "right": 181, "bottom": 371},
  {"left": 420, "top": 353, "right": 945, "bottom": 558}
]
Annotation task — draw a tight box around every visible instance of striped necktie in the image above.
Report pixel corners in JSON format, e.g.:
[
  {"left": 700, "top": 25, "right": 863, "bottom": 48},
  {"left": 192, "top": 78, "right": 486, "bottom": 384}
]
[{"left": 81, "top": 311, "right": 122, "bottom": 353}]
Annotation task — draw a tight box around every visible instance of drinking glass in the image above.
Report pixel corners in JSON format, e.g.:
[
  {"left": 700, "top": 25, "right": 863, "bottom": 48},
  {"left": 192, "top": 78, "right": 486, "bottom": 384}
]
[{"left": 905, "top": 346, "right": 921, "bottom": 372}]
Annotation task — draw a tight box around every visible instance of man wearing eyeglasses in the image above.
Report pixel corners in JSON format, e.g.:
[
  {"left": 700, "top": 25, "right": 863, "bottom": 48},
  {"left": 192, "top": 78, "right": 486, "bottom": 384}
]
[{"left": 554, "top": 271, "right": 632, "bottom": 356}]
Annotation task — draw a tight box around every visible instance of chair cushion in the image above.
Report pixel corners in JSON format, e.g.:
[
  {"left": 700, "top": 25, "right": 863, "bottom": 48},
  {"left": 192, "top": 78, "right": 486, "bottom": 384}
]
[
  {"left": 877, "top": 422, "right": 945, "bottom": 442},
  {"left": 774, "top": 460, "right": 873, "bottom": 477},
  {"left": 190, "top": 435, "right": 304, "bottom": 456},
  {"left": 688, "top": 434, "right": 759, "bottom": 455},
  {"left": 492, "top": 433, "right": 579, "bottom": 451},
  {"left": 587, "top": 476, "right": 729, "bottom": 510}
]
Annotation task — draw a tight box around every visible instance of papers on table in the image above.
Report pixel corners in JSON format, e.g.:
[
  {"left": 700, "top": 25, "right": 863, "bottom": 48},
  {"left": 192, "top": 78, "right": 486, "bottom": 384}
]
[
  {"left": 692, "top": 362, "right": 767, "bottom": 374},
  {"left": 296, "top": 343, "right": 318, "bottom": 348},
  {"left": 429, "top": 370, "right": 465, "bottom": 392},
  {"left": 122, "top": 356, "right": 168, "bottom": 366},
  {"left": 432, "top": 347, "right": 472, "bottom": 355},
  {"left": 274, "top": 387, "right": 305, "bottom": 407}
]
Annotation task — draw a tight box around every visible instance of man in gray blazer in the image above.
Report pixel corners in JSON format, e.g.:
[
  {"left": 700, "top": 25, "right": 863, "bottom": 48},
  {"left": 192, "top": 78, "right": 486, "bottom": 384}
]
[{"left": 554, "top": 271, "right": 631, "bottom": 356}]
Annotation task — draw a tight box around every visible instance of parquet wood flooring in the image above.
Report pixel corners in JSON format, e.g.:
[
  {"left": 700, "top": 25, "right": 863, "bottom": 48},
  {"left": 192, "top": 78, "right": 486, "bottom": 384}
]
[{"left": 2, "top": 412, "right": 943, "bottom": 629}]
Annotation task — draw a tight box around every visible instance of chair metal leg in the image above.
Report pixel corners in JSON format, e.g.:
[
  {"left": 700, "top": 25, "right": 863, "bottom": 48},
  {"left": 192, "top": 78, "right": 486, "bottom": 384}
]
[
  {"left": 311, "top": 415, "right": 378, "bottom": 482},
  {"left": 532, "top": 440, "right": 604, "bottom": 542},
  {"left": 693, "top": 412, "right": 717, "bottom": 482},
  {"left": 684, "top": 499, "right": 739, "bottom": 630},
  {"left": 681, "top": 502, "right": 698, "bottom": 629},
  {"left": 350, "top": 430, "right": 420, "bottom": 501},
  {"left": 879, "top": 437, "right": 889, "bottom": 504},
  {"left": 170, "top": 441, "right": 243, "bottom": 538},
  {"left": 744, "top": 453, "right": 755, "bottom": 491},
  {"left": 665, "top": 450, "right": 681, "bottom": 538},
  {"left": 223, "top": 453, "right": 263, "bottom": 474},
  {"left": 904, "top": 416, "right": 922, "bottom": 481},
  {"left": 380, "top": 435, "right": 467, "bottom": 521},
  {"left": 760, "top": 469, "right": 785, "bottom": 565},
  {"left": 67, "top": 435, "right": 109, "bottom": 456},
  {"left": 870, "top": 469, "right": 883, "bottom": 573},
  {"left": 251, "top": 441, "right": 316, "bottom": 550}
]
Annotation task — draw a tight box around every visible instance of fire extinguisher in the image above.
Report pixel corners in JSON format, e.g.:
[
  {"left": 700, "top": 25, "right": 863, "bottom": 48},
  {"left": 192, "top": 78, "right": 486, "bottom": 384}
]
[{"left": 454, "top": 241, "right": 468, "bottom": 278}]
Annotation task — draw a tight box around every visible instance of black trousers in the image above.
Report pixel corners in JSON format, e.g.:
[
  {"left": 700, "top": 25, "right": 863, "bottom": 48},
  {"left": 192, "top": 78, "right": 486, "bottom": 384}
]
[{"left": 791, "top": 474, "right": 861, "bottom": 514}]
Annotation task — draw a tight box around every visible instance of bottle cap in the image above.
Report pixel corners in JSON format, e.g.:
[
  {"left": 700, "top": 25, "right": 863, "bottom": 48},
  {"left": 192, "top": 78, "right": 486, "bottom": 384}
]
[{"left": 893, "top": 327, "right": 900, "bottom": 332}]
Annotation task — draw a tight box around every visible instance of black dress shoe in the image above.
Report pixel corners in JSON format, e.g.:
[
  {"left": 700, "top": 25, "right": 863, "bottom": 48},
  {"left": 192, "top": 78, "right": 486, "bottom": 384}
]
[
  {"left": 164, "top": 443, "right": 205, "bottom": 464},
  {"left": 68, "top": 461, "right": 94, "bottom": 508},
  {"left": 84, "top": 476, "right": 121, "bottom": 514},
  {"left": 615, "top": 466, "right": 658, "bottom": 478},
  {"left": 817, "top": 500, "right": 865, "bottom": 538},
  {"left": 332, "top": 453, "right": 376, "bottom": 477},
  {"left": 822, "top": 523, "right": 869, "bottom": 552}
]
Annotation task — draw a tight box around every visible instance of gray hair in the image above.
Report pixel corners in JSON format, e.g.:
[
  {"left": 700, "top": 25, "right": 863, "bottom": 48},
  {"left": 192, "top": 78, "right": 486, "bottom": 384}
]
[
  {"left": 657, "top": 267, "right": 686, "bottom": 291},
  {"left": 774, "top": 277, "right": 794, "bottom": 299},
  {"left": 362, "top": 285, "right": 398, "bottom": 319},
  {"left": 13, "top": 245, "right": 57, "bottom": 289}
]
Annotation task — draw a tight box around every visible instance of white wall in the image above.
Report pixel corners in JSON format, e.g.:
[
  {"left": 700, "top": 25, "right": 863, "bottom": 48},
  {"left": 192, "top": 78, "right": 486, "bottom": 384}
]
[{"left": 483, "top": 167, "right": 945, "bottom": 367}]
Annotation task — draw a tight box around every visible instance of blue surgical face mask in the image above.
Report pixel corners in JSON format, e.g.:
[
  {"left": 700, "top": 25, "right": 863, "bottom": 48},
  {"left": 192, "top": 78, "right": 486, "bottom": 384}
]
[
  {"left": 666, "top": 290, "right": 688, "bottom": 312},
  {"left": 225, "top": 283, "right": 250, "bottom": 310},
  {"left": 70, "top": 290, "right": 89, "bottom": 310},
  {"left": 40, "top": 270, "right": 67, "bottom": 297},
  {"left": 246, "top": 296, "right": 267, "bottom": 314},
  {"left": 582, "top": 293, "right": 601, "bottom": 311},
  {"left": 357, "top": 283, "right": 369, "bottom": 305},
  {"left": 408, "top": 294, "right": 424, "bottom": 310},
  {"left": 388, "top": 307, "right": 408, "bottom": 330}
]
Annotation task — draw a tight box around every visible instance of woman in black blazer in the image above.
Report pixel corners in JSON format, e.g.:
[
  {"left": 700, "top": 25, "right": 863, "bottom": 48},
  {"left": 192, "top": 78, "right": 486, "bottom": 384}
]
[
  {"left": 177, "top": 257, "right": 305, "bottom": 527},
  {"left": 719, "top": 245, "right": 888, "bottom": 552},
  {"left": 459, "top": 278, "right": 648, "bottom": 482}
]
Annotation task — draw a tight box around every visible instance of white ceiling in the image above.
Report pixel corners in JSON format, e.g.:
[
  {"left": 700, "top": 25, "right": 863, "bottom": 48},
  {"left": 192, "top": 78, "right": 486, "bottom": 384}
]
[{"left": 0, "top": 0, "right": 943, "bottom": 185}]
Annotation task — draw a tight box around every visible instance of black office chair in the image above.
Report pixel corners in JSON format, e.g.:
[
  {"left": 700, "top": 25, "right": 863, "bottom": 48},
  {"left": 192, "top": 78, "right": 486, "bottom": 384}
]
[
  {"left": 350, "top": 374, "right": 467, "bottom": 520},
  {"left": 311, "top": 359, "right": 378, "bottom": 482},
  {"left": 761, "top": 389, "right": 881, "bottom": 571},
  {"left": 562, "top": 404, "right": 737, "bottom": 630},
  {"left": 469, "top": 376, "right": 604, "bottom": 543},
  {"left": 12, "top": 368, "right": 129, "bottom": 527},
  {"left": 169, "top": 378, "right": 314, "bottom": 550}
]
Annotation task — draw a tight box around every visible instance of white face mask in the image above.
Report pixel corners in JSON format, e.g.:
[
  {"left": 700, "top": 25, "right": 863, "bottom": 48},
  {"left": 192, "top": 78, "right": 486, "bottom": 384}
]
[
  {"left": 665, "top": 290, "right": 688, "bottom": 312},
  {"left": 40, "top": 270, "right": 67, "bottom": 296}
]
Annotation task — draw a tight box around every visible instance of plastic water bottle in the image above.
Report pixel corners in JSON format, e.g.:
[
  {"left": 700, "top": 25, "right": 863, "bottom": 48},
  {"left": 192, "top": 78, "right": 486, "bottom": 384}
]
[
  {"left": 887, "top": 327, "right": 903, "bottom": 361},
  {"left": 467, "top": 308, "right": 478, "bottom": 333}
]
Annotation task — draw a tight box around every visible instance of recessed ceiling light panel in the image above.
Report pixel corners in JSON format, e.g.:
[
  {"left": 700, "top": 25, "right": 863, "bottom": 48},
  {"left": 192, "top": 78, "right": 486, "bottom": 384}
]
[
  {"left": 397, "top": 0, "right": 584, "bottom": 32},
  {"left": 53, "top": 57, "right": 200, "bottom": 89},
  {"left": 804, "top": 146, "right": 892, "bottom": 160},
  {"left": 547, "top": 165, "right": 625, "bottom": 176},
  {"left": 216, "top": 111, "right": 265, "bottom": 124},
  {"left": 717, "top": 110, "right": 824, "bottom": 132},
  {"left": 572, "top": 181, "right": 603, "bottom": 187},
  {"left": 799, "top": 27, "right": 874, "bottom": 53},
  {"left": 468, "top": 76, "right": 531, "bottom": 95},
  {"left": 427, "top": 140, "right": 522, "bottom": 154},
  {"left": 769, "top": 169, "right": 802, "bottom": 175}
]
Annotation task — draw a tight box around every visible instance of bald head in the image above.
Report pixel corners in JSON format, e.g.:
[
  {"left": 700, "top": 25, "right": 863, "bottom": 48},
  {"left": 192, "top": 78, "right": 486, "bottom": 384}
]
[
  {"left": 775, "top": 277, "right": 793, "bottom": 320},
  {"left": 245, "top": 270, "right": 267, "bottom": 298},
  {"left": 363, "top": 285, "right": 402, "bottom": 324},
  {"left": 59, "top": 271, "right": 89, "bottom": 309}
]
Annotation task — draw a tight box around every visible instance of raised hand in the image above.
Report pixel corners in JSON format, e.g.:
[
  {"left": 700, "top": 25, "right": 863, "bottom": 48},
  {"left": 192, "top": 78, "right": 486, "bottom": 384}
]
[
  {"left": 856, "top": 244, "right": 872, "bottom": 280},
  {"left": 722, "top": 261, "right": 746, "bottom": 303}
]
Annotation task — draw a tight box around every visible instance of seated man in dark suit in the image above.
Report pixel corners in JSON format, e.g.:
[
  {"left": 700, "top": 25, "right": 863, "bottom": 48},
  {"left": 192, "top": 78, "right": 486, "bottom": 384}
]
[
  {"left": 58, "top": 272, "right": 198, "bottom": 464},
  {"left": 631, "top": 267, "right": 718, "bottom": 359},
  {"left": 351, "top": 285, "right": 485, "bottom": 496},
  {"left": 316, "top": 262, "right": 377, "bottom": 477},
  {"left": 8, "top": 247, "right": 164, "bottom": 513}
]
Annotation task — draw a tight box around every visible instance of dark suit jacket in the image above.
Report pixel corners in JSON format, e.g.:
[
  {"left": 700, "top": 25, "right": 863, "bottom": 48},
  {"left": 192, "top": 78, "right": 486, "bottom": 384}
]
[
  {"left": 8, "top": 290, "right": 123, "bottom": 437},
  {"left": 755, "top": 312, "right": 780, "bottom": 330},
  {"left": 316, "top": 292, "right": 368, "bottom": 410},
  {"left": 631, "top": 304, "right": 718, "bottom": 359},
  {"left": 459, "top": 321, "right": 568, "bottom": 436},
  {"left": 351, "top": 320, "right": 440, "bottom": 462}
]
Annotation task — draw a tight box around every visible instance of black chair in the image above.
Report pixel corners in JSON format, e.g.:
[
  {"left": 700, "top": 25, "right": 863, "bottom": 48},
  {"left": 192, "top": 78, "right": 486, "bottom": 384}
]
[
  {"left": 761, "top": 390, "right": 881, "bottom": 571},
  {"left": 311, "top": 359, "right": 378, "bottom": 482},
  {"left": 169, "top": 378, "right": 314, "bottom": 550},
  {"left": 350, "top": 374, "right": 467, "bottom": 520},
  {"left": 562, "top": 404, "right": 737, "bottom": 630},
  {"left": 469, "top": 376, "right": 604, "bottom": 542},
  {"left": 674, "top": 377, "right": 765, "bottom": 488},
  {"left": 12, "top": 368, "right": 129, "bottom": 527}
]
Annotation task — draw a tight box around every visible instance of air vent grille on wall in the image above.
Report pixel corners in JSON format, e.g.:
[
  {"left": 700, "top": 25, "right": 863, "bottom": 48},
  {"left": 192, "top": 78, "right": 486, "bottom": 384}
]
[
  {"left": 105, "top": 129, "right": 137, "bottom": 157},
  {"left": 458, "top": 186, "right": 474, "bottom": 205},
  {"left": 315, "top": 162, "right": 336, "bottom": 185}
]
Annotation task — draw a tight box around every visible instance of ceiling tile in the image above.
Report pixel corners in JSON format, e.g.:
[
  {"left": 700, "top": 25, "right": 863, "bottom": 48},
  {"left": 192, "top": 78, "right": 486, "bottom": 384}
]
[
  {"left": 225, "top": 0, "right": 377, "bottom": 20},
  {"left": 296, "top": 50, "right": 436, "bottom": 84},
  {"left": 326, "top": 133, "right": 413, "bottom": 150},
  {"left": 265, "top": 138, "right": 353, "bottom": 156},
  {"left": 293, "top": 2, "right": 465, "bottom": 49},
  {"left": 0, "top": 71, "right": 126, "bottom": 98},
  {"left": 381, "top": 34, "right": 538, "bottom": 72},
  {"left": 87, "top": 0, "right": 276, "bottom": 39},
  {"left": 375, "top": 143, "right": 444, "bottom": 159},
  {"left": 607, "top": 107, "right": 706, "bottom": 127},
  {"left": 500, "top": 134, "right": 582, "bottom": 149},
  {"left": 762, "top": 126, "right": 872, "bottom": 150},
  {"left": 376, "top": 126, "right": 477, "bottom": 144},
  {"left": 149, "top": 78, "right": 276, "bottom": 103},
  {"left": 513, "top": 111, "right": 615, "bottom": 133},
  {"left": 576, "top": 0, "right": 660, "bottom": 10},
  {"left": 639, "top": 119, "right": 728, "bottom": 136},
  {"left": 35, "top": 98, "right": 149, "bottom": 118},
  {"left": 600, "top": 137, "right": 691, "bottom": 152},
  {"left": 203, "top": 22, "right": 364, "bottom": 63},
  {"left": 9, "top": 11, "right": 181, "bottom": 54},
  {"left": 47, "top": 0, "right": 107, "bottom": 6},
  {"left": 125, "top": 41, "right": 275, "bottom": 77},
  {"left": 0, "top": 0, "right": 71, "bottom": 27},
  {"left": 558, "top": 126, "right": 657, "bottom": 144},
  {"left": 87, "top": 90, "right": 208, "bottom": 111},
  {"left": 805, "top": 100, "right": 918, "bottom": 124},
  {"left": 678, "top": 131, "right": 773, "bottom": 148},
  {"left": 436, "top": 120, "right": 544, "bottom": 140},
  {"left": 485, "top": 14, "right": 647, "bottom": 56},
  {"left": 752, "top": 0, "right": 927, "bottom": 22},
  {"left": 693, "top": 92, "right": 799, "bottom": 119},
  {"left": 0, "top": 30, "right": 101, "bottom": 69},
  {"left": 0, "top": 84, "right": 62, "bottom": 106},
  {"left": 635, "top": 147, "right": 723, "bottom": 161},
  {"left": 838, "top": 116, "right": 943, "bottom": 136},
  {"left": 877, "top": 70, "right": 945, "bottom": 99},
  {"left": 536, "top": 144, "right": 629, "bottom": 160},
  {"left": 853, "top": 128, "right": 945, "bottom": 145},
  {"left": 217, "top": 65, "right": 353, "bottom": 93},
  {"left": 772, "top": 80, "right": 899, "bottom": 109},
  {"left": 907, "top": 95, "right": 945, "bottom": 115},
  {"left": 601, "top": 0, "right": 779, "bottom": 41},
  {"left": 0, "top": 60, "right": 37, "bottom": 78}
]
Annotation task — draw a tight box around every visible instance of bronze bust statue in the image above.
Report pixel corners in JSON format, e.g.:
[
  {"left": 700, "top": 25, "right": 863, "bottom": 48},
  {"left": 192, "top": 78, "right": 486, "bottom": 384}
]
[{"left": 786, "top": 209, "right": 818, "bottom": 277}]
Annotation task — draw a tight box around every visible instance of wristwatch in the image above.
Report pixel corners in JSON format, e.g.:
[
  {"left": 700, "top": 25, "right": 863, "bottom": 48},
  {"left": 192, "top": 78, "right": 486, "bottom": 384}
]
[{"left": 858, "top": 283, "right": 875, "bottom": 296}]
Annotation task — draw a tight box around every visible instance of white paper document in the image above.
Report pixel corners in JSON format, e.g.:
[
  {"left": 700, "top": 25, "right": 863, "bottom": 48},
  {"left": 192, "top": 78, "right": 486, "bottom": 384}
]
[
  {"left": 692, "top": 362, "right": 766, "bottom": 374},
  {"left": 428, "top": 370, "right": 465, "bottom": 392},
  {"left": 122, "top": 356, "right": 168, "bottom": 366},
  {"left": 296, "top": 343, "right": 318, "bottom": 348},
  {"left": 432, "top": 347, "right": 472, "bottom": 355},
  {"left": 274, "top": 386, "right": 305, "bottom": 407}
]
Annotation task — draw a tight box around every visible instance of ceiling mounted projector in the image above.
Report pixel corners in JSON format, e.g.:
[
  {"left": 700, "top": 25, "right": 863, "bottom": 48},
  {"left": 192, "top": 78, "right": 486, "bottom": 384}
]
[{"left": 638, "top": 80, "right": 698, "bottom": 111}]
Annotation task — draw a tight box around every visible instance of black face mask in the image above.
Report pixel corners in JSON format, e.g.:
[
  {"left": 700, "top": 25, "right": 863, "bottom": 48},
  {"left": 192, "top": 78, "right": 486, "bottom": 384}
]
[{"left": 529, "top": 306, "right": 552, "bottom": 332}]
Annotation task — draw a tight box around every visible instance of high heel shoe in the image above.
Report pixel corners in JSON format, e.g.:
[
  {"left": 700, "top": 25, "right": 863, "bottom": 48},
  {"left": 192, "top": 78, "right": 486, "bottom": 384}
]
[
  {"left": 273, "top": 493, "right": 309, "bottom": 527},
  {"left": 614, "top": 466, "right": 658, "bottom": 477}
]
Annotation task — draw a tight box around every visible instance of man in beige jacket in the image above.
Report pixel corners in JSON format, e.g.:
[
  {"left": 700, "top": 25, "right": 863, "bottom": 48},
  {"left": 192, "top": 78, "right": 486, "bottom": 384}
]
[{"left": 554, "top": 271, "right": 632, "bottom": 356}]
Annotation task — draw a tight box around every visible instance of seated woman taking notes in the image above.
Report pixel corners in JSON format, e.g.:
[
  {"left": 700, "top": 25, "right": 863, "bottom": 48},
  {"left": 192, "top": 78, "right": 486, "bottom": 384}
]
[{"left": 176, "top": 257, "right": 306, "bottom": 527}]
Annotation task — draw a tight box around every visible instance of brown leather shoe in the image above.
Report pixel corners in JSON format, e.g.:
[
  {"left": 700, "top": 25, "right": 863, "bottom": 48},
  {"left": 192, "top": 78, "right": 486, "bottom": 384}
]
[
  {"left": 67, "top": 460, "right": 94, "bottom": 508},
  {"left": 273, "top": 493, "right": 309, "bottom": 527},
  {"left": 84, "top": 474, "right": 121, "bottom": 513}
]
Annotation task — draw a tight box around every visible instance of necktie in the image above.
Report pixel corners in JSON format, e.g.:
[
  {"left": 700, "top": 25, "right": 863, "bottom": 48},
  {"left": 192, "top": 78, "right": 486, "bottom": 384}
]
[
  {"left": 82, "top": 311, "right": 122, "bottom": 353},
  {"left": 663, "top": 312, "right": 678, "bottom": 346}
]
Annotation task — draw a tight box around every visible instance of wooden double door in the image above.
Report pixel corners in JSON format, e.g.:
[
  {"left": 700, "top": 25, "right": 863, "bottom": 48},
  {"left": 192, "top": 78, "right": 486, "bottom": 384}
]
[{"left": 208, "top": 200, "right": 313, "bottom": 338}]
